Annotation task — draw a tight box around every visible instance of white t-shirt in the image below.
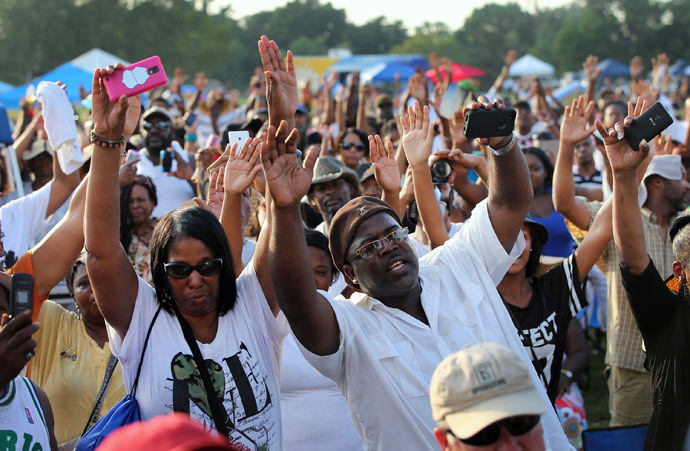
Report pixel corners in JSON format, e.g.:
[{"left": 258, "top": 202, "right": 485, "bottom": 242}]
[
  {"left": 0, "top": 181, "right": 53, "bottom": 268},
  {"left": 241, "top": 238, "right": 257, "bottom": 267},
  {"left": 107, "top": 263, "right": 288, "bottom": 451},
  {"left": 136, "top": 149, "right": 195, "bottom": 218},
  {"left": 296, "top": 200, "right": 571, "bottom": 451},
  {"left": 408, "top": 222, "right": 463, "bottom": 259},
  {"left": 280, "top": 333, "right": 363, "bottom": 451}
]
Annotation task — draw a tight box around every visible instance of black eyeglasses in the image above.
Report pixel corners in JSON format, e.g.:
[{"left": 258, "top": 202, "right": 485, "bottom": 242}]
[
  {"left": 143, "top": 120, "right": 171, "bottom": 131},
  {"left": 341, "top": 142, "right": 365, "bottom": 151},
  {"left": 352, "top": 228, "right": 408, "bottom": 261},
  {"left": 450, "top": 415, "right": 540, "bottom": 447},
  {"left": 164, "top": 258, "right": 223, "bottom": 279}
]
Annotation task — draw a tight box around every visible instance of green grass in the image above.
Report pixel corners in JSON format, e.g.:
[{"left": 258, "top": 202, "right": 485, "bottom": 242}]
[{"left": 581, "top": 332, "right": 610, "bottom": 428}]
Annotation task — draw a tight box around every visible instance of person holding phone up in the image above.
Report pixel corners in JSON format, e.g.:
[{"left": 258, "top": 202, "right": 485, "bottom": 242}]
[
  {"left": 0, "top": 283, "right": 58, "bottom": 451},
  {"left": 259, "top": 33, "right": 572, "bottom": 450},
  {"left": 85, "top": 63, "right": 287, "bottom": 450}
]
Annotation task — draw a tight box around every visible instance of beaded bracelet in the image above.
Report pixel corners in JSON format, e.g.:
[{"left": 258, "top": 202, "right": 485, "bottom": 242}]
[{"left": 90, "top": 129, "right": 125, "bottom": 148}]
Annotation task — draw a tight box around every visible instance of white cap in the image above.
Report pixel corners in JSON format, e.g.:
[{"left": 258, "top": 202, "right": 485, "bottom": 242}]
[{"left": 429, "top": 342, "right": 547, "bottom": 440}]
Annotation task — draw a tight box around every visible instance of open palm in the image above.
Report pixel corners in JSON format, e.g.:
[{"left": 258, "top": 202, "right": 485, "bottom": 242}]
[
  {"left": 224, "top": 138, "right": 262, "bottom": 195},
  {"left": 401, "top": 101, "right": 434, "bottom": 167},
  {"left": 261, "top": 122, "right": 316, "bottom": 208},
  {"left": 560, "top": 96, "right": 595, "bottom": 144},
  {"left": 259, "top": 36, "right": 298, "bottom": 125},
  {"left": 369, "top": 135, "right": 400, "bottom": 192}
]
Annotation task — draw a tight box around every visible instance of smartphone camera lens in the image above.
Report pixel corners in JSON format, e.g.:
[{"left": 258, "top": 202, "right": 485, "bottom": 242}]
[
  {"left": 430, "top": 159, "right": 452, "bottom": 184},
  {"left": 497, "top": 120, "right": 507, "bottom": 130},
  {"left": 148, "top": 66, "right": 160, "bottom": 75}
]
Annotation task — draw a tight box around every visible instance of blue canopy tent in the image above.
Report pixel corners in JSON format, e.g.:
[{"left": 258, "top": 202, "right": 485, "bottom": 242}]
[
  {"left": 327, "top": 54, "right": 428, "bottom": 76},
  {"left": 0, "top": 62, "right": 93, "bottom": 109},
  {"left": 595, "top": 59, "right": 630, "bottom": 79},
  {"left": 0, "top": 81, "right": 14, "bottom": 95},
  {"left": 360, "top": 61, "right": 418, "bottom": 83}
]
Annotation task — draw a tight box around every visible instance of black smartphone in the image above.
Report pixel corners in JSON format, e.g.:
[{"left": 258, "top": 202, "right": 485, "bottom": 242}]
[
  {"left": 184, "top": 112, "right": 197, "bottom": 127},
  {"left": 463, "top": 108, "right": 516, "bottom": 139},
  {"left": 160, "top": 150, "right": 173, "bottom": 173},
  {"left": 624, "top": 101, "right": 673, "bottom": 151},
  {"left": 10, "top": 273, "right": 33, "bottom": 318}
]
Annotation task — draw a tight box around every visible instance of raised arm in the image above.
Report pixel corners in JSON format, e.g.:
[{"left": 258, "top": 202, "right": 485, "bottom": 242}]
[
  {"left": 469, "top": 96, "right": 533, "bottom": 252},
  {"left": 85, "top": 65, "right": 142, "bottom": 339},
  {"left": 263, "top": 121, "right": 337, "bottom": 355},
  {"left": 45, "top": 148, "right": 80, "bottom": 218},
  {"left": 368, "top": 134, "right": 401, "bottom": 213},
  {"left": 572, "top": 196, "right": 612, "bottom": 284},
  {"left": 31, "top": 174, "right": 89, "bottom": 298},
  {"left": 402, "top": 102, "right": 450, "bottom": 248},
  {"left": 553, "top": 96, "right": 597, "bottom": 230},
  {"left": 258, "top": 35, "right": 297, "bottom": 130},
  {"left": 582, "top": 55, "right": 601, "bottom": 107},
  {"left": 604, "top": 101, "right": 652, "bottom": 275}
]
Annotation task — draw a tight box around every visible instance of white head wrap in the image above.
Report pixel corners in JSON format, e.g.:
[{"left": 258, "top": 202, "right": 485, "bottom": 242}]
[{"left": 638, "top": 154, "right": 683, "bottom": 206}]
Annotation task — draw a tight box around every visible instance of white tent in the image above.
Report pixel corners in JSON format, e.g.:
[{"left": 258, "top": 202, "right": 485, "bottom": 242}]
[
  {"left": 71, "top": 48, "right": 131, "bottom": 73},
  {"left": 508, "top": 54, "right": 555, "bottom": 77}
]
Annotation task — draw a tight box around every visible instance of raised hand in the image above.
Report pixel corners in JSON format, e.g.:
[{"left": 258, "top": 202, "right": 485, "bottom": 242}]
[
  {"left": 462, "top": 95, "right": 511, "bottom": 148},
  {"left": 224, "top": 137, "right": 263, "bottom": 195},
  {"left": 91, "top": 64, "right": 141, "bottom": 140},
  {"left": 560, "top": 95, "right": 596, "bottom": 144},
  {"left": 408, "top": 72, "right": 428, "bottom": 103},
  {"left": 449, "top": 109, "right": 468, "bottom": 149},
  {"left": 430, "top": 82, "right": 446, "bottom": 116},
  {"left": 323, "top": 70, "right": 338, "bottom": 92},
  {"left": 595, "top": 98, "right": 649, "bottom": 173},
  {"left": 653, "top": 132, "right": 679, "bottom": 156},
  {"left": 260, "top": 121, "right": 318, "bottom": 208},
  {"left": 171, "top": 67, "right": 187, "bottom": 93},
  {"left": 368, "top": 134, "right": 400, "bottom": 192},
  {"left": 504, "top": 49, "right": 518, "bottom": 67},
  {"left": 194, "top": 168, "right": 225, "bottom": 219},
  {"left": 401, "top": 101, "right": 434, "bottom": 167},
  {"left": 194, "top": 72, "right": 208, "bottom": 93},
  {"left": 583, "top": 55, "right": 601, "bottom": 83},
  {"left": 629, "top": 56, "right": 644, "bottom": 80},
  {"left": 258, "top": 36, "right": 297, "bottom": 127}
]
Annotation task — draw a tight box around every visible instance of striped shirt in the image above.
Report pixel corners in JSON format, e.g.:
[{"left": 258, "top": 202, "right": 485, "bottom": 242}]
[{"left": 583, "top": 200, "right": 675, "bottom": 371}]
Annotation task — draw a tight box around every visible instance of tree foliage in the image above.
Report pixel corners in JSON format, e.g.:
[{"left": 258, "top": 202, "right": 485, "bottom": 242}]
[{"left": 0, "top": 0, "right": 689, "bottom": 88}]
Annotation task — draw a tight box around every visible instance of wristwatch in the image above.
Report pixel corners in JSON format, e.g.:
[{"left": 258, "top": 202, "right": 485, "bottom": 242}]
[
  {"left": 488, "top": 134, "right": 515, "bottom": 156},
  {"left": 561, "top": 369, "right": 573, "bottom": 380}
]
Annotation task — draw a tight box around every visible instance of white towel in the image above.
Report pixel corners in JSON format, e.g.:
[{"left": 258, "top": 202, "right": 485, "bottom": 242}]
[{"left": 36, "top": 81, "right": 83, "bottom": 174}]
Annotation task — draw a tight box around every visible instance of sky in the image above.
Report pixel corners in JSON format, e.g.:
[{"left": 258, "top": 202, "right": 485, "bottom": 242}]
[{"left": 218, "top": 0, "right": 574, "bottom": 31}]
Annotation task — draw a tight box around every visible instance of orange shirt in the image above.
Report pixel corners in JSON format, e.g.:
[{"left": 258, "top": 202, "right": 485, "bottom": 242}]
[{"left": 6, "top": 250, "right": 50, "bottom": 324}]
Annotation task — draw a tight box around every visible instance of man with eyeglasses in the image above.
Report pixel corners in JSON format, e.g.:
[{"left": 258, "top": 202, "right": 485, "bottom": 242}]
[
  {"left": 135, "top": 107, "right": 194, "bottom": 217},
  {"left": 430, "top": 342, "right": 547, "bottom": 451}
]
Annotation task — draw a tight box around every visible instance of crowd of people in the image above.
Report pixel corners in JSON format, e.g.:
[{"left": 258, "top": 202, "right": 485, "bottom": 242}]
[{"left": 1, "top": 33, "right": 689, "bottom": 451}]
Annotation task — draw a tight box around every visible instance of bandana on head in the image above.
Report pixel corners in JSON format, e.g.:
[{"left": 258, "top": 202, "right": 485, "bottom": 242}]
[{"left": 638, "top": 154, "right": 683, "bottom": 206}]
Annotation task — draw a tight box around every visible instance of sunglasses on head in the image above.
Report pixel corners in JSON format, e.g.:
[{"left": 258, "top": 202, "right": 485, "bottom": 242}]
[
  {"left": 143, "top": 120, "right": 171, "bottom": 131},
  {"left": 450, "top": 415, "right": 540, "bottom": 447},
  {"left": 164, "top": 258, "right": 223, "bottom": 279},
  {"left": 341, "top": 142, "right": 365, "bottom": 151}
]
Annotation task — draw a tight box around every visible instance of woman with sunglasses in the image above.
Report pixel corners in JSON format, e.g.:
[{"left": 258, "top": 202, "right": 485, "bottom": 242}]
[
  {"left": 120, "top": 176, "right": 158, "bottom": 283},
  {"left": 335, "top": 127, "right": 368, "bottom": 171},
  {"left": 85, "top": 65, "right": 287, "bottom": 450}
]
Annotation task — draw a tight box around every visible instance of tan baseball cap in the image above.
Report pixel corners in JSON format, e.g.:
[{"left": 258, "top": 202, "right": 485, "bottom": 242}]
[{"left": 429, "top": 342, "right": 547, "bottom": 440}]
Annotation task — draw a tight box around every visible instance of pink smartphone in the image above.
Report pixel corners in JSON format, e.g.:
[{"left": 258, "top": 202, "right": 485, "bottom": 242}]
[{"left": 103, "top": 56, "right": 168, "bottom": 103}]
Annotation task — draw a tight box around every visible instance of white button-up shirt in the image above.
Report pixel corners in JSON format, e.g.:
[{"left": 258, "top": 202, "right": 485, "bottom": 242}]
[{"left": 297, "top": 200, "right": 571, "bottom": 451}]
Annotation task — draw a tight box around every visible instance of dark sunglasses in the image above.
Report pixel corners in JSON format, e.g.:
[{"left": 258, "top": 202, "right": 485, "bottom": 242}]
[
  {"left": 164, "top": 258, "right": 223, "bottom": 279},
  {"left": 143, "top": 120, "right": 171, "bottom": 131},
  {"left": 451, "top": 415, "right": 540, "bottom": 446},
  {"left": 341, "top": 142, "right": 365, "bottom": 151}
]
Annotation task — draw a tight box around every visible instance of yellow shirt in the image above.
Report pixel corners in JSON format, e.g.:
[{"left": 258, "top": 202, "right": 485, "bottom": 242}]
[{"left": 32, "top": 301, "right": 125, "bottom": 444}]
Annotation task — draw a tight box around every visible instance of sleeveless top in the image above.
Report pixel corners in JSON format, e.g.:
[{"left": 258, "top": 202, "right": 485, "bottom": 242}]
[{"left": 0, "top": 376, "right": 51, "bottom": 450}]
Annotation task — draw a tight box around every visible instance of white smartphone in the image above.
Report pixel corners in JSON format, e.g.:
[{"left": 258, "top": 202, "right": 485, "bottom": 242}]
[{"left": 228, "top": 131, "right": 250, "bottom": 150}]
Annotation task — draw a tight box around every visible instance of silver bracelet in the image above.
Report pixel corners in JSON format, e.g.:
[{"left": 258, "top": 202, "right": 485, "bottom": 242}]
[{"left": 488, "top": 134, "right": 516, "bottom": 156}]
